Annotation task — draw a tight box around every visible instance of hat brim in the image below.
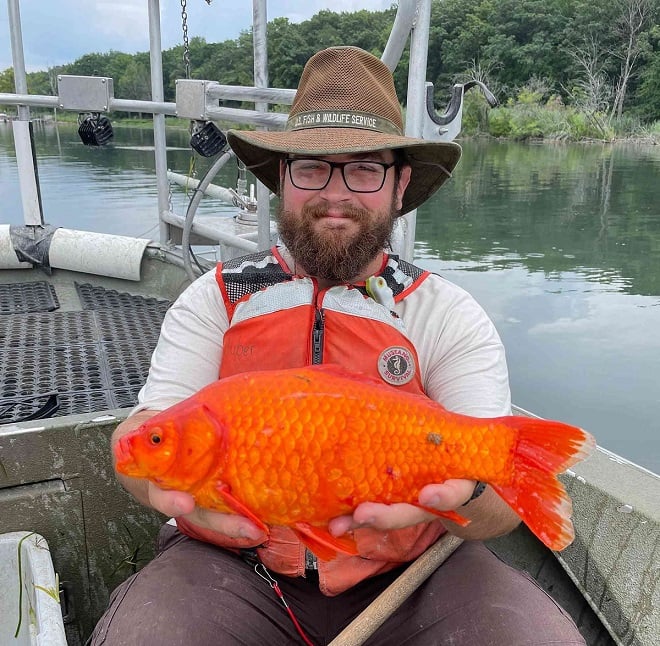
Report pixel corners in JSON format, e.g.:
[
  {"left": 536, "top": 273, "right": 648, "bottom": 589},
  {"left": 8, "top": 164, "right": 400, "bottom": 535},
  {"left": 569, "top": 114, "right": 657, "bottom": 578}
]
[{"left": 227, "top": 128, "right": 462, "bottom": 215}]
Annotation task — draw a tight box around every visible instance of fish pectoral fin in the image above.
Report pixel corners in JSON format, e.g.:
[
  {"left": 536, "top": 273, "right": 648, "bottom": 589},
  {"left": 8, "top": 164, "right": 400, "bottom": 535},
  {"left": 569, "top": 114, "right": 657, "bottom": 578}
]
[
  {"left": 416, "top": 504, "right": 471, "bottom": 528},
  {"left": 292, "top": 523, "right": 359, "bottom": 562},
  {"left": 215, "top": 484, "right": 269, "bottom": 534}
]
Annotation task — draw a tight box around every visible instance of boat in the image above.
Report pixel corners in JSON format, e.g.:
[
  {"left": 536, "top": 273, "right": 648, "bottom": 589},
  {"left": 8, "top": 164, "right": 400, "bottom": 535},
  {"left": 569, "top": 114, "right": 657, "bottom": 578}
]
[{"left": 1, "top": 1, "right": 658, "bottom": 644}]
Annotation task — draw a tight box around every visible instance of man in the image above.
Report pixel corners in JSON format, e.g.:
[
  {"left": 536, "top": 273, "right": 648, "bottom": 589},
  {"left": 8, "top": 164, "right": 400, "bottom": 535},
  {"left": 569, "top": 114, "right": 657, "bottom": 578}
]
[{"left": 91, "top": 47, "right": 584, "bottom": 645}]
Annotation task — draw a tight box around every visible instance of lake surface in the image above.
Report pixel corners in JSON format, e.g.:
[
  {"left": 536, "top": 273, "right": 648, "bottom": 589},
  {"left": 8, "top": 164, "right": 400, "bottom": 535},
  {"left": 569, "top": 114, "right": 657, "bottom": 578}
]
[{"left": 2, "top": 124, "right": 659, "bottom": 473}]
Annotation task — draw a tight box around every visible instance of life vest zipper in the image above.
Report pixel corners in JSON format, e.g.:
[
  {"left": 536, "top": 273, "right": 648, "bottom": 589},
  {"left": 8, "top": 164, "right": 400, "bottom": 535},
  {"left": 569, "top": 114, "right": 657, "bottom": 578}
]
[
  {"left": 308, "top": 294, "right": 326, "bottom": 574},
  {"left": 312, "top": 308, "right": 325, "bottom": 364}
]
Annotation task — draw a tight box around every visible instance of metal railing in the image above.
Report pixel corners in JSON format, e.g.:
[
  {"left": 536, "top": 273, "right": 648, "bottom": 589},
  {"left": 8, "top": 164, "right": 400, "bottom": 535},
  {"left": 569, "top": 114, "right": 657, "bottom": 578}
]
[{"left": 4, "top": 0, "right": 448, "bottom": 262}]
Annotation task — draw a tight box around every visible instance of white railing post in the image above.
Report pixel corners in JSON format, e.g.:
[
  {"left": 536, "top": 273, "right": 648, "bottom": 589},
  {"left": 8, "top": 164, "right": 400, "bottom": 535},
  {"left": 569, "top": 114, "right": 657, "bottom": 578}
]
[
  {"left": 7, "top": 0, "right": 44, "bottom": 226},
  {"left": 147, "top": 0, "right": 172, "bottom": 245},
  {"left": 401, "top": 0, "right": 432, "bottom": 262},
  {"left": 253, "top": 0, "right": 273, "bottom": 251}
]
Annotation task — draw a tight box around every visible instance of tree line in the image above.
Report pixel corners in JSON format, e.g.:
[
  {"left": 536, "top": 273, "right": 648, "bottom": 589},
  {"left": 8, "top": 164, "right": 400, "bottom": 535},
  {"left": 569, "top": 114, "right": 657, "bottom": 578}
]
[{"left": 1, "top": 0, "right": 658, "bottom": 138}]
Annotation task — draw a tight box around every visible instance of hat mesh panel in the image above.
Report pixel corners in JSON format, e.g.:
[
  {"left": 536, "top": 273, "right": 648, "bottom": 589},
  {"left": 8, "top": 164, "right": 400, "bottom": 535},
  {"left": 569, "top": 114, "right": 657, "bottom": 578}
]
[{"left": 291, "top": 48, "right": 403, "bottom": 130}]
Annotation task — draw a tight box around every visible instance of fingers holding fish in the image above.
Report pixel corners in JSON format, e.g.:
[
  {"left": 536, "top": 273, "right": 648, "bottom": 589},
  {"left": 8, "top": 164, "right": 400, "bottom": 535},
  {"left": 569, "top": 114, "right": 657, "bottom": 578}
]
[
  {"left": 147, "top": 483, "right": 195, "bottom": 517},
  {"left": 418, "top": 479, "right": 479, "bottom": 510},
  {"left": 329, "top": 501, "right": 441, "bottom": 535},
  {"left": 148, "top": 482, "right": 265, "bottom": 541},
  {"left": 187, "top": 508, "right": 265, "bottom": 541},
  {"left": 328, "top": 480, "right": 481, "bottom": 535}
]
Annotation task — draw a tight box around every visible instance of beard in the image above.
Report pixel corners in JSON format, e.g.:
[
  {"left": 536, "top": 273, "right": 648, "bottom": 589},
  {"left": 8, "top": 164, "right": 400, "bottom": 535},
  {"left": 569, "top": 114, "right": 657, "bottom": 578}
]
[{"left": 277, "top": 201, "right": 398, "bottom": 283}]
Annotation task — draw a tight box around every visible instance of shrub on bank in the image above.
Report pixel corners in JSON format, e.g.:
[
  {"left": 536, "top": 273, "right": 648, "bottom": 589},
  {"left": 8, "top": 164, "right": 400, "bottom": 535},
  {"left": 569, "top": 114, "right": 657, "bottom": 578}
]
[{"left": 470, "top": 86, "right": 618, "bottom": 141}]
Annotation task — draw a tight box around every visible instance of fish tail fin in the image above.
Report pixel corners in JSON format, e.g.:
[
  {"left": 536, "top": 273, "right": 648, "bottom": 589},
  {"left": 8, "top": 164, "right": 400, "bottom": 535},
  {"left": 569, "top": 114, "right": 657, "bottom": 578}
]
[{"left": 491, "top": 417, "right": 595, "bottom": 551}]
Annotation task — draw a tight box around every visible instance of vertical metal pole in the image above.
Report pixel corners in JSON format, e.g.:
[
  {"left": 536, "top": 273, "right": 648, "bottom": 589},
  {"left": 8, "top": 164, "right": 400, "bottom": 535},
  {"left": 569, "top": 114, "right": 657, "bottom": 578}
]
[
  {"left": 147, "top": 0, "right": 171, "bottom": 244},
  {"left": 253, "top": 0, "right": 272, "bottom": 250},
  {"left": 401, "top": 0, "right": 432, "bottom": 262},
  {"left": 381, "top": 0, "right": 417, "bottom": 71},
  {"left": 253, "top": 0, "right": 268, "bottom": 103},
  {"left": 7, "top": 0, "right": 44, "bottom": 225},
  {"left": 405, "top": 0, "right": 430, "bottom": 138},
  {"left": 7, "top": 0, "right": 28, "bottom": 120}
]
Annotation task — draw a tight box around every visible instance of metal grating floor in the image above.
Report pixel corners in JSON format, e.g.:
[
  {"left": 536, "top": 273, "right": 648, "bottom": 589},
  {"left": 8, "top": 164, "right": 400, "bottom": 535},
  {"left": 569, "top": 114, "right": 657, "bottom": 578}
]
[
  {"left": 76, "top": 282, "right": 171, "bottom": 313},
  {"left": 0, "top": 281, "right": 59, "bottom": 314},
  {"left": 0, "top": 281, "right": 170, "bottom": 424}
]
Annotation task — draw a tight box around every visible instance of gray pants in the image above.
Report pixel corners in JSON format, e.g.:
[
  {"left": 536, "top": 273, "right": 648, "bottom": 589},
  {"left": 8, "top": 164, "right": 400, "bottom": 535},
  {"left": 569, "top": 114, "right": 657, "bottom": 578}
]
[{"left": 89, "top": 524, "right": 585, "bottom": 646}]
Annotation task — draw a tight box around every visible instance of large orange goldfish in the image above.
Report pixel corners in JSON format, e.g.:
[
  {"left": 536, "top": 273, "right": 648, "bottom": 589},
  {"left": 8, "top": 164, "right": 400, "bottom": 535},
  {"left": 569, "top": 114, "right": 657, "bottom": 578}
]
[{"left": 114, "top": 365, "right": 594, "bottom": 559}]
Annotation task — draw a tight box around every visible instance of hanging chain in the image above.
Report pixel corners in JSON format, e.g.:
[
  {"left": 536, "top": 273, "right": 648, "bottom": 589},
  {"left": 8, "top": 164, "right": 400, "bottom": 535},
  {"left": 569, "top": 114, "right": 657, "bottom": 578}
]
[
  {"left": 180, "top": 0, "right": 215, "bottom": 165},
  {"left": 180, "top": 0, "right": 196, "bottom": 156},
  {"left": 180, "top": 0, "right": 191, "bottom": 80}
]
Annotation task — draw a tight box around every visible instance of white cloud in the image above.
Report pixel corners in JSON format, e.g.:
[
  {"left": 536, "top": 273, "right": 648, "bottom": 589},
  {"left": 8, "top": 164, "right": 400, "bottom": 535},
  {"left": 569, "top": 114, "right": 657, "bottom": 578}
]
[
  {"left": 282, "top": 0, "right": 390, "bottom": 22},
  {"left": 91, "top": 1, "right": 149, "bottom": 49}
]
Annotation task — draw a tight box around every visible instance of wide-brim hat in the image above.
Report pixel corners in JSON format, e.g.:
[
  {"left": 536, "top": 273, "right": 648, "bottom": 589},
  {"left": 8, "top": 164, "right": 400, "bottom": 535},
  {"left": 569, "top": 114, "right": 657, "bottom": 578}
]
[{"left": 227, "top": 46, "right": 462, "bottom": 215}]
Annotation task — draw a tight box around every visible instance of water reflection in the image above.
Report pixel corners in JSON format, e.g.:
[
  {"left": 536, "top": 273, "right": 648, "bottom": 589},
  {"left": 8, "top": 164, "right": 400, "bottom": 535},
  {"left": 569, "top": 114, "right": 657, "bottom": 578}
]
[
  {"left": 416, "top": 140, "right": 660, "bottom": 296},
  {"left": 418, "top": 261, "right": 660, "bottom": 473},
  {"left": 0, "top": 122, "right": 239, "bottom": 238}
]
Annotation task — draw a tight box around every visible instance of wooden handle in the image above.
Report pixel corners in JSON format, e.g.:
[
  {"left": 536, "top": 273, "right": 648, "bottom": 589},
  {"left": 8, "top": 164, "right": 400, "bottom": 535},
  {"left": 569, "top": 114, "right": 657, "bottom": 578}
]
[{"left": 328, "top": 534, "right": 464, "bottom": 646}]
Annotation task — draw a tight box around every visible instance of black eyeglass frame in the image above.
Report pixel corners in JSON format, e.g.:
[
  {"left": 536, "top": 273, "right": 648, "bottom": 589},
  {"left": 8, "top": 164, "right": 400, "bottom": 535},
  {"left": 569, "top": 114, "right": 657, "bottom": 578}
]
[{"left": 285, "top": 158, "right": 398, "bottom": 193}]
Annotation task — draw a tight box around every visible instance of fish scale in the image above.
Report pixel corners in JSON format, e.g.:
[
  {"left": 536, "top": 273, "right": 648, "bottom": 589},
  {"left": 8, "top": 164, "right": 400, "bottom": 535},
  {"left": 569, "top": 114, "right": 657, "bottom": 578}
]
[
  {"left": 219, "top": 379, "right": 528, "bottom": 514},
  {"left": 115, "top": 364, "right": 595, "bottom": 556}
]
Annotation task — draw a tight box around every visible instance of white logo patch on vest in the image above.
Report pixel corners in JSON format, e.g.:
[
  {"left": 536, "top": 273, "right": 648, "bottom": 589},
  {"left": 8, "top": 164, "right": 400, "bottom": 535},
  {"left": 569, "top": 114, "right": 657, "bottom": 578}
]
[{"left": 378, "top": 346, "right": 415, "bottom": 386}]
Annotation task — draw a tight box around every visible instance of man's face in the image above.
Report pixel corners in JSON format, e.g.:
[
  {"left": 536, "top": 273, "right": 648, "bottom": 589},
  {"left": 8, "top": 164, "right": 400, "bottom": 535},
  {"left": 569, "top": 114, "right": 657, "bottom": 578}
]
[{"left": 277, "top": 151, "right": 411, "bottom": 283}]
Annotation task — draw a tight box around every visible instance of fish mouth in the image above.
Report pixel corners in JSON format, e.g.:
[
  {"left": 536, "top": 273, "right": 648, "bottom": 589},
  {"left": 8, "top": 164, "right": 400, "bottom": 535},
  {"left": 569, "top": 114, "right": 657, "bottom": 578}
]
[{"left": 114, "top": 436, "right": 140, "bottom": 475}]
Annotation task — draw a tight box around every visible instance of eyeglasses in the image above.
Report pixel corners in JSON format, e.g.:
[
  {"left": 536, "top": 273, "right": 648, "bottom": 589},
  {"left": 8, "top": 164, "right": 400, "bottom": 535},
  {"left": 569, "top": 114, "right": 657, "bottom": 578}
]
[{"left": 286, "top": 158, "right": 397, "bottom": 193}]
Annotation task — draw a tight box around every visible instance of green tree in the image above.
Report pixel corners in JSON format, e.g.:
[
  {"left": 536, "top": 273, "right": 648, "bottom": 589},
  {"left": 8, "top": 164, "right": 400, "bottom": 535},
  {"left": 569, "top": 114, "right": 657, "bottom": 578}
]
[
  {"left": 636, "top": 48, "right": 660, "bottom": 120},
  {"left": 0, "top": 68, "right": 15, "bottom": 114},
  {"left": 63, "top": 51, "right": 133, "bottom": 80},
  {"left": 4, "top": 1, "right": 659, "bottom": 128},
  {"left": 0, "top": 67, "right": 15, "bottom": 93},
  {"left": 268, "top": 17, "right": 313, "bottom": 89},
  {"left": 117, "top": 58, "right": 151, "bottom": 102}
]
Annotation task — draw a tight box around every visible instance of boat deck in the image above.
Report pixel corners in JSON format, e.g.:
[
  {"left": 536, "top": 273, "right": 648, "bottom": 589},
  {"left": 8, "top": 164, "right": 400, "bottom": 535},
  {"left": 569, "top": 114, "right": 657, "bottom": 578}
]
[{"left": 0, "top": 277, "right": 170, "bottom": 424}]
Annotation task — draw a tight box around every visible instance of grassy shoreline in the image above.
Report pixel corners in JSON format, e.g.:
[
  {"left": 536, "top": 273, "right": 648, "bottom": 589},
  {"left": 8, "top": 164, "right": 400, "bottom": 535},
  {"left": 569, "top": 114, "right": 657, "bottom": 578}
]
[{"left": 14, "top": 108, "right": 660, "bottom": 145}]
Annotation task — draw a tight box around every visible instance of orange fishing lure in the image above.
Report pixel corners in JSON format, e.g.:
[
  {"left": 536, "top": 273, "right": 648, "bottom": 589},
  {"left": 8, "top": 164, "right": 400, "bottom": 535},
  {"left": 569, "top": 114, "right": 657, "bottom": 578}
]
[{"left": 114, "top": 365, "right": 594, "bottom": 559}]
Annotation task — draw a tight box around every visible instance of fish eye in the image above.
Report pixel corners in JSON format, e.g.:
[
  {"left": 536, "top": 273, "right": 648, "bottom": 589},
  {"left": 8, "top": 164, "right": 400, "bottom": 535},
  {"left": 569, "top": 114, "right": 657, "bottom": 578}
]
[{"left": 150, "top": 433, "right": 162, "bottom": 445}]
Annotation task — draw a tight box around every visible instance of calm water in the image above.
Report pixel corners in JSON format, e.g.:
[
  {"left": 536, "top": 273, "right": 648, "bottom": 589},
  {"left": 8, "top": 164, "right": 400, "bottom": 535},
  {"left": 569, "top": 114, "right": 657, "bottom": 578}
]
[{"left": 2, "top": 124, "right": 659, "bottom": 473}]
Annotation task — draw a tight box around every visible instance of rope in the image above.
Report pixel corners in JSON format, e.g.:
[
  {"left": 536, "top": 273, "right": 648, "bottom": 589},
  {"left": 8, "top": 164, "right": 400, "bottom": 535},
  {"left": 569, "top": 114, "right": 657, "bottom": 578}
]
[{"left": 254, "top": 563, "right": 317, "bottom": 646}]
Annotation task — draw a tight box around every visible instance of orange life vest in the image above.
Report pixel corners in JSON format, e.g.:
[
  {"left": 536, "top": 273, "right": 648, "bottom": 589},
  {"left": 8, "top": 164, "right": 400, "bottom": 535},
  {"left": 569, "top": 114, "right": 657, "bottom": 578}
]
[{"left": 176, "top": 247, "right": 447, "bottom": 595}]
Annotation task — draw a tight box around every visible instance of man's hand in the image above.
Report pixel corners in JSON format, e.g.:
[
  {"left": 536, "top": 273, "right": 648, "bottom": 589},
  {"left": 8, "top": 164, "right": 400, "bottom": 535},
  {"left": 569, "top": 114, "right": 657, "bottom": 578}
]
[
  {"left": 328, "top": 478, "right": 520, "bottom": 541},
  {"left": 146, "top": 483, "right": 264, "bottom": 541},
  {"left": 328, "top": 479, "right": 475, "bottom": 535}
]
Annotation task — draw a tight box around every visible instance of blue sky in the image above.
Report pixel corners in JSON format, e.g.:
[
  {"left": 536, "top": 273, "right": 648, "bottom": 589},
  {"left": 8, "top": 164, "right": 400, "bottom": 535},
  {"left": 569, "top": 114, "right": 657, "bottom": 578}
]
[{"left": 1, "top": 1, "right": 391, "bottom": 72}]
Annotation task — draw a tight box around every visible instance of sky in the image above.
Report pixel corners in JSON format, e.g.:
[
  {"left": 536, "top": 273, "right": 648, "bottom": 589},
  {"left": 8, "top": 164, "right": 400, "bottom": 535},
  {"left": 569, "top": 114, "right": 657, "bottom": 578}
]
[{"left": 1, "top": 1, "right": 391, "bottom": 72}]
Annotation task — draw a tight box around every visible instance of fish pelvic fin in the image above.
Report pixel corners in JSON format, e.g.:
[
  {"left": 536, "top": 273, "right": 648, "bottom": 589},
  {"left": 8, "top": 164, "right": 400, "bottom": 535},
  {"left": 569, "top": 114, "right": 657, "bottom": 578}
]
[
  {"left": 292, "top": 523, "right": 359, "bottom": 561},
  {"left": 492, "top": 416, "right": 595, "bottom": 552},
  {"left": 214, "top": 483, "right": 269, "bottom": 535}
]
